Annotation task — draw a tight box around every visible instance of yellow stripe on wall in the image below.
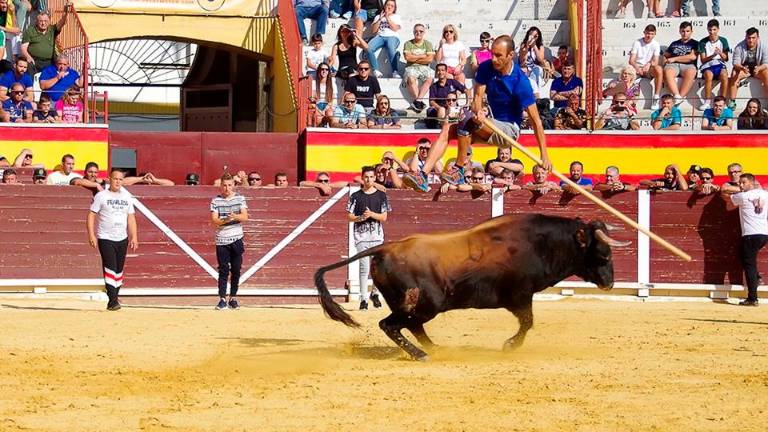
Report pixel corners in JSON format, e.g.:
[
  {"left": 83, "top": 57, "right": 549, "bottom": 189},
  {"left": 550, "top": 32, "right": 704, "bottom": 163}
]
[{"left": 1, "top": 141, "right": 108, "bottom": 169}]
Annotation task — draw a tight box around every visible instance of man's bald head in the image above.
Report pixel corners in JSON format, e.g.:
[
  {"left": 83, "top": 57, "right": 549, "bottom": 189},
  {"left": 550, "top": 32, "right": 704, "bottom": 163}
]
[{"left": 493, "top": 35, "right": 515, "bottom": 54}]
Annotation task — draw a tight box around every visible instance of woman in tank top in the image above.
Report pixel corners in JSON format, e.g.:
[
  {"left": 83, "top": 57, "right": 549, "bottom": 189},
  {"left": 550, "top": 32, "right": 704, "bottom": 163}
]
[
  {"left": 518, "top": 26, "right": 546, "bottom": 99},
  {"left": 329, "top": 24, "right": 369, "bottom": 81}
]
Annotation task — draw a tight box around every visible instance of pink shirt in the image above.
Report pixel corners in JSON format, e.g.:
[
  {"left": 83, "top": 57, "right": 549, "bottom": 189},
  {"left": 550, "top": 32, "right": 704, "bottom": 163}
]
[
  {"left": 474, "top": 48, "right": 492, "bottom": 65},
  {"left": 55, "top": 99, "right": 84, "bottom": 123}
]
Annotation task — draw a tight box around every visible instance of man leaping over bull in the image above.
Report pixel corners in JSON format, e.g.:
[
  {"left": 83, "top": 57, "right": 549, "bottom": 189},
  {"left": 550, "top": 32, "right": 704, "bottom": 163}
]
[{"left": 404, "top": 35, "right": 552, "bottom": 192}]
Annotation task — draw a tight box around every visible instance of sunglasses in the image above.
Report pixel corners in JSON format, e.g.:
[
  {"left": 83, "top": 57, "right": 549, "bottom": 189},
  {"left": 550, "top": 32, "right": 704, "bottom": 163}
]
[
  {"left": 318, "top": 179, "right": 330, "bottom": 183},
  {"left": 11, "top": 90, "right": 23, "bottom": 94},
  {"left": 358, "top": 67, "right": 369, "bottom": 71},
  {"left": 248, "top": 177, "right": 261, "bottom": 181},
  {"left": 480, "top": 38, "right": 491, "bottom": 43},
  {"left": 418, "top": 146, "right": 429, "bottom": 150},
  {"left": 472, "top": 176, "right": 484, "bottom": 181},
  {"left": 446, "top": 98, "right": 457, "bottom": 102},
  {"left": 729, "top": 170, "right": 741, "bottom": 174},
  {"left": 701, "top": 176, "right": 713, "bottom": 180},
  {"left": 344, "top": 99, "right": 356, "bottom": 104},
  {"left": 444, "top": 30, "right": 454, "bottom": 34},
  {"left": 615, "top": 100, "right": 627, "bottom": 104}
]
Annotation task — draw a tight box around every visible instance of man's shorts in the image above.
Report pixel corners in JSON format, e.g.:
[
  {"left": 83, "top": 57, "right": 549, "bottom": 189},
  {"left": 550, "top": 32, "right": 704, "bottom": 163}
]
[
  {"left": 355, "top": 8, "right": 377, "bottom": 22},
  {"left": 457, "top": 110, "right": 520, "bottom": 147},
  {"left": 403, "top": 64, "right": 433, "bottom": 82},
  {"left": 701, "top": 64, "right": 726, "bottom": 77},
  {"left": 664, "top": 62, "right": 696, "bottom": 76}
]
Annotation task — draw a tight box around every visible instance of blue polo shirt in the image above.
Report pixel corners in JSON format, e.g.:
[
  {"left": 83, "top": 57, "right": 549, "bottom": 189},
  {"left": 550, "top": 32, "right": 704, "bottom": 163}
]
[
  {"left": 474, "top": 61, "right": 535, "bottom": 126},
  {"left": 550, "top": 75, "right": 583, "bottom": 108},
  {"left": 651, "top": 106, "right": 682, "bottom": 129},
  {"left": 0, "top": 70, "right": 33, "bottom": 90},
  {"left": 2, "top": 99, "right": 33, "bottom": 122},
  {"left": 559, "top": 177, "right": 594, "bottom": 187},
  {"left": 702, "top": 107, "right": 733, "bottom": 127},
  {"left": 39, "top": 65, "right": 80, "bottom": 102}
]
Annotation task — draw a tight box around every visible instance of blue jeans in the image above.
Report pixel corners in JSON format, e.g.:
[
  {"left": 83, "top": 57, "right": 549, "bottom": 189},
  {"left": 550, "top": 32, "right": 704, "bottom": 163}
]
[
  {"left": 682, "top": 0, "right": 719, "bottom": 15},
  {"left": 295, "top": 5, "right": 329, "bottom": 40},
  {"left": 366, "top": 35, "right": 400, "bottom": 75},
  {"left": 330, "top": 0, "right": 352, "bottom": 15}
]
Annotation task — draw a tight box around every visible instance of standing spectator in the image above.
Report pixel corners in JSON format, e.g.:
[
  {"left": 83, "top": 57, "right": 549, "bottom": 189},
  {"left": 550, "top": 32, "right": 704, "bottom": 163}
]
[
  {"left": 39, "top": 54, "right": 82, "bottom": 103},
  {"left": 344, "top": 60, "right": 380, "bottom": 112},
  {"left": 549, "top": 62, "right": 583, "bottom": 109},
  {"left": 310, "top": 61, "right": 334, "bottom": 126},
  {"left": 331, "top": 91, "right": 366, "bottom": 128},
  {"left": 681, "top": 0, "right": 719, "bottom": 17},
  {"left": 524, "top": 164, "right": 561, "bottom": 195},
  {"left": 435, "top": 24, "right": 467, "bottom": 85},
  {"left": 551, "top": 45, "right": 570, "bottom": 76},
  {"left": 86, "top": 168, "right": 139, "bottom": 311},
  {"left": 46, "top": 153, "right": 81, "bottom": 185},
  {"left": 725, "top": 173, "right": 767, "bottom": 306},
  {"left": 55, "top": 86, "right": 83, "bottom": 123},
  {"left": 425, "top": 63, "right": 466, "bottom": 128},
  {"left": 518, "top": 26, "right": 546, "bottom": 99},
  {"left": 294, "top": 0, "right": 329, "bottom": 45},
  {"left": 616, "top": 0, "right": 662, "bottom": 18},
  {"left": 629, "top": 24, "right": 662, "bottom": 110},
  {"left": 1, "top": 81, "right": 32, "bottom": 122},
  {"left": 595, "top": 166, "right": 636, "bottom": 192},
  {"left": 696, "top": 167, "right": 720, "bottom": 195},
  {"left": 728, "top": 28, "right": 768, "bottom": 110},
  {"left": 469, "top": 32, "right": 493, "bottom": 74},
  {"left": 603, "top": 66, "right": 641, "bottom": 115},
  {"left": 367, "top": 94, "right": 400, "bottom": 129},
  {"left": 663, "top": 21, "right": 698, "bottom": 106},
  {"left": 328, "top": 24, "right": 368, "bottom": 81},
  {"left": 0, "top": 58, "right": 33, "bottom": 104},
  {"left": 32, "top": 94, "right": 57, "bottom": 122},
  {"left": 305, "top": 33, "right": 328, "bottom": 77},
  {"left": 639, "top": 164, "right": 689, "bottom": 191},
  {"left": 210, "top": 172, "right": 249, "bottom": 310},
  {"left": 701, "top": 96, "right": 733, "bottom": 130},
  {"left": 560, "top": 161, "right": 594, "bottom": 193},
  {"left": 365, "top": 0, "right": 401, "bottom": 78},
  {"left": 1, "top": 168, "right": 18, "bottom": 184},
  {"left": 738, "top": 98, "right": 768, "bottom": 130},
  {"left": 0, "top": 0, "right": 19, "bottom": 61},
  {"left": 273, "top": 172, "right": 289, "bottom": 187},
  {"left": 721, "top": 162, "right": 744, "bottom": 194},
  {"left": 686, "top": 164, "right": 702, "bottom": 189},
  {"left": 402, "top": 23, "right": 434, "bottom": 113},
  {"left": 553, "top": 93, "right": 587, "bottom": 130},
  {"left": 594, "top": 92, "right": 639, "bottom": 130},
  {"left": 32, "top": 167, "right": 45, "bottom": 184},
  {"left": 21, "top": 7, "right": 71, "bottom": 76},
  {"left": 698, "top": 19, "right": 729, "bottom": 111},
  {"left": 347, "top": 165, "right": 390, "bottom": 310},
  {"left": 353, "top": 0, "right": 382, "bottom": 36},
  {"left": 650, "top": 94, "right": 682, "bottom": 130},
  {"left": 485, "top": 147, "right": 523, "bottom": 178}
]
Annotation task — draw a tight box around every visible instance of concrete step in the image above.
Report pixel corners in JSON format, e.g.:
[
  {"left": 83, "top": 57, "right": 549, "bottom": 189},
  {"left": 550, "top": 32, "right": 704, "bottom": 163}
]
[{"left": 393, "top": 0, "right": 568, "bottom": 21}]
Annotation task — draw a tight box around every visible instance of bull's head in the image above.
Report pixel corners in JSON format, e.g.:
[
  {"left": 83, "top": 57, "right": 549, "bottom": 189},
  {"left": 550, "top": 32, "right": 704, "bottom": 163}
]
[{"left": 575, "top": 220, "right": 631, "bottom": 290}]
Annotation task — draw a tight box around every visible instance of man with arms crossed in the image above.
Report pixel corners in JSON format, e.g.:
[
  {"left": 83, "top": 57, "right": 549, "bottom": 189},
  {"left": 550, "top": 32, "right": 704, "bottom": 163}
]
[
  {"left": 87, "top": 168, "right": 138, "bottom": 311},
  {"left": 211, "top": 173, "right": 249, "bottom": 310},
  {"left": 403, "top": 35, "right": 551, "bottom": 192}
]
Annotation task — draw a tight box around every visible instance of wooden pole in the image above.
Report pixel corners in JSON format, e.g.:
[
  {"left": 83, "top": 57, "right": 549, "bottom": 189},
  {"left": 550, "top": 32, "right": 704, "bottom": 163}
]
[{"left": 483, "top": 119, "right": 692, "bottom": 262}]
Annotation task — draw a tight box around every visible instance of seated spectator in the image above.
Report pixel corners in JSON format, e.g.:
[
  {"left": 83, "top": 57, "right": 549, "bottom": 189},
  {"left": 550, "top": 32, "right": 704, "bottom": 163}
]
[
  {"left": 603, "top": 66, "right": 640, "bottom": 115},
  {"left": 213, "top": 170, "right": 247, "bottom": 186},
  {"left": 552, "top": 45, "right": 570, "bottom": 76},
  {"left": 402, "top": 23, "right": 434, "bottom": 113},
  {"left": 353, "top": 0, "right": 382, "bottom": 36},
  {"left": 46, "top": 153, "right": 82, "bottom": 185},
  {"left": 466, "top": 166, "right": 491, "bottom": 191},
  {"left": 650, "top": 94, "right": 682, "bottom": 130},
  {"left": 721, "top": 162, "right": 744, "bottom": 194},
  {"left": 186, "top": 173, "right": 200, "bottom": 185},
  {"left": 12, "top": 148, "right": 42, "bottom": 168},
  {"left": 367, "top": 94, "right": 400, "bottom": 129},
  {"left": 425, "top": 63, "right": 467, "bottom": 128},
  {"left": 549, "top": 62, "right": 583, "bottom": 110},
  {"left": 272, "top": 172, "right": 289, "bottom": 187},
  {"left": 366, "top": 0, "right": 401, "bottom": 79},
  {"left": 469, "top": 32, "right": 492, "bottom": 75},
  {"left": 594, "top": 165, "right": 636, "bottom": 192},
  {"left": 2, "top": 168, "right": 18, "bottom": 184},
  {"left": 686, "top": 164, "right": 702, "bottom": 188},
  {"left": 0, "top": 58, "right": 34, "bottom": 104},
  {"left": 629, "top": 24, "right": 662, "bottom": 109},
  {"left": 701, "top": 96, "right": 734, "bottom": 130},
  {"left": 375, "top": 159, "right": 403, "bottom": 189},
  {"left": 246, "top": 172, "right": 263, "bottom": 187},
  {"left": 73, "top": 161, "right": 107, "bottom": 191},
  {"left": 124, "top": 172, "right": 175, "bottom": 186},
  {"left": 310, "top": 62, "right": 334, "bottom": 126},
  {"left": 536, "top": 98, "right": 555, "bottom": 130},
  {"left": 380, "top": 150, "right": 409, "bottom": 174},
  {"left": 405, "top": 137, "right": 442, "bottom": 180},
  {"left": 446, "top": 146, "right": 483, "bottom": 174},
  {"left": 695, "top": 167, "right": 720, "bottom": 195},
  {"left": 300, "top": 171, "right": 347, "bottom": 195},
  {"left": 329, "top": 0, "right": 353, "bottom": 19},
  {"left": 698, "top": 19, "right": 729, "bottom": 111},
  {"left": 331, "top": 92, "right": 367, "bottom": 128},
  {"left": 553, "top": 93, "right": 587, "bottom": 130},
  {"left": 0, "top": 155, "right": 8, "bottom": 167},
  {"left": 295, "top": 0, "right": 328, "bottom": 45},
  {"left": 662, "top": 21, "right": 698, "bottom": 106},
  {"left": 305, "top": 33, "right": 328, "bottom": 78},
  {"left": 328, "top": 24, "right": 368, "bottom": 81},
  {"left": 595, "top": 92, "right": 639, "bottom": 130},
  {"left": 344, "top": 60, "right": 380, "bottom": 113},
  {"left": 56, "top": 86, "right": 84, "bottom": 123},
  {"left": 435, "top": 24, "right": 467, "bottom": 85},
  {"left": 560, "top": 161, "right": 594, "bottom": 194},
  {"left": 39, "top": 54, "right": 82, "bottom": 103},
  {"left": 524, "top": 165, "right": 560, "bottom": 195},
  {"left": 32, "top": 167, "right": 46, "bottom": 184},
  {"left": 639, "top": 164, "right": 689, "bottom": 191},
  {"left": 485, "top": 147, "right": 524, "bottom": 178},
  {"left": 737, "top": 98, "right": 768, "bottom": 130},
  {"left": 518, "top": 26, "right": 546, "bottom": 98},
  {"left": 2, "top": 82, "right": 33, "bottom": 122},
  {"left": 32, "top": 95, "right": 59, "bottom": 123},
  {"left": 728, "top": 27, "right": 768, "bottom": 110}
]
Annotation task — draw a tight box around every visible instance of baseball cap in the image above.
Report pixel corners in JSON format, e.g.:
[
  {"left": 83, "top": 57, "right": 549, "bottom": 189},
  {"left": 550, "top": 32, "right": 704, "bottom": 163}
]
[
  {"left": 33, "top": 168, "right": 46, "bottom": 179},
  {"left": 688, "top": 164, "right": 702, "bottom": 174},
  {"left": 185, "top": 173, "right": 200, "bottom": 185}
]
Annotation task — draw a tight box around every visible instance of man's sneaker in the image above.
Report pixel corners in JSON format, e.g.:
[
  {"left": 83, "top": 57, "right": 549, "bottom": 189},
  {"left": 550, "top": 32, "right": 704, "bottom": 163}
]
[
  {"left": 413, "top": 100, "right": 426, "bottom": 113},
  {"left": 728, "top": 99, "right": 737, "bottom": 110},
  {"left": 106, "top": 301, "right": 121, "bottom": 311},
  {"left": 673, "top": 94, "right": 683, "bottom": 106},
  {"left": 371, "top": 293, "right": 382, "bottom": 308},
  {"left": 329, "top": 10, "right": 340, "bottom": 18},
  {"left": 403, "top": 170, "right": 430, "bottom": 193},
  {"left": 739, "top": 299, "right": 759, "bottom": 307},
  {"left": 342, "top": 11, "right": 353, "bottom": 19},
  {"left": 441, "top": 165, "right": 466, "bottom": 186},
  {"left": 650, "top": 95, "right": 660, "bottom": 110},
  {"left": 699, "top": 102, "right": 711, "bottom": 111},
  {"left": 228, "top": 298, "right": 240, "bottom": 309},
  {"left": 359, "top": 300, "right": 369, "bottom": 310},
  {"left": 373, "top": 70, "right": 383, "bottom": 78},
  {"left": 216, "top": 298, "right": 228, "bottom": 310},
  {"left": 392, "top": 71, "right": 401, "bottom": 79}
]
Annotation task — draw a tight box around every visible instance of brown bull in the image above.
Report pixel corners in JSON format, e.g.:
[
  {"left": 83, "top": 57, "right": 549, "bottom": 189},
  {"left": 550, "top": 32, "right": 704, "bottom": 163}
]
[{"left": 315, "top": 214, "right": 629, "bottom": 360}]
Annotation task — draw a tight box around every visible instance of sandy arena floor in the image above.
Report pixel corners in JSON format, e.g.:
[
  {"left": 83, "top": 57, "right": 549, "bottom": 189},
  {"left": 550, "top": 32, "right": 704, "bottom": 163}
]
[{"left": 0, "top": 297, "right": 766, "bottom": 431}]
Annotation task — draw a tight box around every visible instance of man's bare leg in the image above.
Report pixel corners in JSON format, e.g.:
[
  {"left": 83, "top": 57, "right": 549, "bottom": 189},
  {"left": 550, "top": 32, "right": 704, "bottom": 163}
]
[{"left": 421, "top": 121, "right": 457, "bottom": 174}]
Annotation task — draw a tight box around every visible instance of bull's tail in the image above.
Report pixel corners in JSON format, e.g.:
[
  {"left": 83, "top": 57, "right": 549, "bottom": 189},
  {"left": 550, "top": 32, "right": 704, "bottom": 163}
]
[{"left": 314, "top": 244, "right": 386, "bottom": 328}]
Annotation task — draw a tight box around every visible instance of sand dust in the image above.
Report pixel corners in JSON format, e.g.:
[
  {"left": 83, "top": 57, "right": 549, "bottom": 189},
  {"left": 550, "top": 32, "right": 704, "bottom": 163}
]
[{"left": 1, "top": 297, "right": 767, "bottom": 431}]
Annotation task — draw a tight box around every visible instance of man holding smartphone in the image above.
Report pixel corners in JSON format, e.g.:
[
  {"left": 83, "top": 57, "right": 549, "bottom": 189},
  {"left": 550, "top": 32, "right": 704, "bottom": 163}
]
[{"left": 594, "top": 92, "right": 639, "bottom": 131}]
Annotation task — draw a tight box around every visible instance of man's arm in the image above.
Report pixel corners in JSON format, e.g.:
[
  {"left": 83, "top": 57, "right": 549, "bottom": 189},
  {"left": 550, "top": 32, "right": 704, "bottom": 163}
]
[
  {"left": 12, "top": 148, "right": 32, "bottom": 167},
  {"left": 489, "top": 161, "right": 524, "bottom": 173},
  {"left": 55, "top": 2, "right": 71, "bottom": 31},
  {"left": 86, "top": 211, "right": 98, "bottom": 248},
  {"left": 127, "top": 213, "right": 138, "bottom": 251},
  {"left": 524, "top": 103, "right": 551, "bottom": 171},
  {"left": 299, "top": 180, "right": 332, "bottom": 195},
  {"left": 72, "top": 178, "right": 104, "bottom": 191},
  {"left": 721, "top": 183, "right": 741, "bottom": 194}
]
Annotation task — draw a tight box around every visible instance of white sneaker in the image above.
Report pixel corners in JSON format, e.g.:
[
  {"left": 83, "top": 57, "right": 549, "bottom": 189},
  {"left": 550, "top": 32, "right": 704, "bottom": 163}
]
[
  {"left": 699, "top": 102, "right": 711, "bottom": 111},
  {"left": 392, "top": 71, "right": 401, "bottom": 79},
  {"left": 373, "top": 70, "right": 383, "bottom": 78},
  {"left": 674, "top": 94, "right": 683, "bottom": 106},
  {"left": 650, "top": 95, "right": 660, "bottom": 110}
]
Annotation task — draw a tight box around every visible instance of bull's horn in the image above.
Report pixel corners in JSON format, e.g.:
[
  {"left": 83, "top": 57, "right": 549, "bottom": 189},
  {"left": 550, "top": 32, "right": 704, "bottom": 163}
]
[
  {"left": 595, "top": 229, "right": 632, "bottom": 248},
  {"left": 604, "top": 222, "right": 622, "bottom": 232}
]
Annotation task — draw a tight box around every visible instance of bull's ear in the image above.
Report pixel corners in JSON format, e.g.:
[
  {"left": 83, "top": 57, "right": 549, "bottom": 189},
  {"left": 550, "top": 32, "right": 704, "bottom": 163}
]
[{"left": 575, "top": 229, "right": 588, "bottom": 249}]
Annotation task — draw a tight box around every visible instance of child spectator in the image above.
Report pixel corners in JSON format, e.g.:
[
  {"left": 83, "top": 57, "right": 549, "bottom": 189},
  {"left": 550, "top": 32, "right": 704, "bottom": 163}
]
[
  {"left": 366, "top": 0, "right": 401, "bottom": 78},
  {"left": 698, "top": 19, "right": 729, "bottom": 111},
  {"left": 435, "top": 24, "right": 467, "bottom": 85},
  {"left": 32, "top": 95, "right": 59, "bottom": 123},
  {"left": 305, "top": 33, "right": 328, "bottom": 78},
  {"left": 603, "top": 66, "right": 641, "bottom": 115},
  {"left": 469, "top": 32, "right": 493, "bottom": 74},
  {"left": 329, "top": 24, "right": 368, "bottom": 81},
  {"left": 367, "top": 94, "right": 400, "bottom": 129},
  {"left": 650, "top": 94, "right": 682, "bottom": 130},
  {"left": 737, "top": 98, "right": 768, "bottom": 130},
  {"left": 55, "top": 86, "right": 84, "bottom": 123},
  {"left": 518, "top": 26, "right": 546, "bottom": 99},
  {"left": 701, "top": 96, "right": 733, "bottom": 130},
  {"left": 629, "top": 24, "right": 662, "bottom": 110}
]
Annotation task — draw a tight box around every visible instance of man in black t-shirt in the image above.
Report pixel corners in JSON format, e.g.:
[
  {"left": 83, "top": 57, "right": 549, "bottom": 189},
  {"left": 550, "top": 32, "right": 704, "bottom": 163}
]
[
  {"left": 663, "top": 21, "right": 699, "bottom": 106},
  {"left": 344, "top": 60, "right": 381, "bottom": 112}
]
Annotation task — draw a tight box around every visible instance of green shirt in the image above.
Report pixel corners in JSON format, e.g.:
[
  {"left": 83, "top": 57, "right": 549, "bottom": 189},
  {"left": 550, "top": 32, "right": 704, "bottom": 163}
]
[
  {"left": 22, "top": 26, "right": 60, "bottom": 62},
  {"left": 403, "top": 39, "right": 434, "bottom": 67}
]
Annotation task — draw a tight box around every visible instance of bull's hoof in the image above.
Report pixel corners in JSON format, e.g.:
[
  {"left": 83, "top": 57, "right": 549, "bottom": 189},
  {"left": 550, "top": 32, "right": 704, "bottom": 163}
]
[
  {"left": 412, "top": 353, "right": 430, "bottom": 362},
  {"left": 502, "top": 339, "right": 524, "bottom": 352}
]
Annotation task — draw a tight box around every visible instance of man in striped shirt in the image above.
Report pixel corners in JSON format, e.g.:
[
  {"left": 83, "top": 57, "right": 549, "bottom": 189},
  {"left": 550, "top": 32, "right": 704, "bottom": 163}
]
[{"left": 210, "top": 173, "right": 249, "bottom": 310}]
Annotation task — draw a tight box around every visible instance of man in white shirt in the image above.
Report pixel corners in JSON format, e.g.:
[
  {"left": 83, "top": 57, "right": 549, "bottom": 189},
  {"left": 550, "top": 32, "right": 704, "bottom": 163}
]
[
  {"left": 726, "top": 173, "right": 768, "bottom": 306},
  {"left": 629, "top": 24, "right": 663, "bottom": 110},
  {"left": 46, "top": 153, "right": 83, "bottom": 185}
]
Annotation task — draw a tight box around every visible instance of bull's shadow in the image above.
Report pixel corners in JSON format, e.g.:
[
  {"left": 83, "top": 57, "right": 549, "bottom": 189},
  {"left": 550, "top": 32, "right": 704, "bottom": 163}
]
[{"left": 691, "top": 193, "right": 743, "bottom": 285}]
